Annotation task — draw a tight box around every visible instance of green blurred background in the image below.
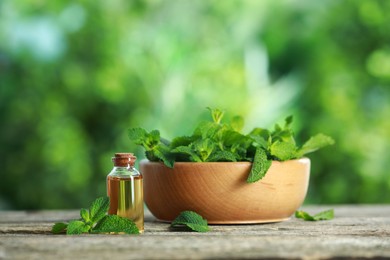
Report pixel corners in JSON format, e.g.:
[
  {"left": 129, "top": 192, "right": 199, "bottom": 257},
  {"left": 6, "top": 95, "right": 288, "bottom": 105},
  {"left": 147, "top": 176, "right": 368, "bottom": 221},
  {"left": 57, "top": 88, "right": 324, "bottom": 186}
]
[{"left": 1, "top": 0, "right": 389, "bottom": 209}]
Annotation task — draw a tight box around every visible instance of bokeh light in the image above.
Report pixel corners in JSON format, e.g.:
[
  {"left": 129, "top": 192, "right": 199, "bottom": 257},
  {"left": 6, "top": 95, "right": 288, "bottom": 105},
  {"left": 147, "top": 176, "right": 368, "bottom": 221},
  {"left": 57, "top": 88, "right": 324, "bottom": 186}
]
[{"left": 1, "top": 0, "right": 389, "bottom": 209}]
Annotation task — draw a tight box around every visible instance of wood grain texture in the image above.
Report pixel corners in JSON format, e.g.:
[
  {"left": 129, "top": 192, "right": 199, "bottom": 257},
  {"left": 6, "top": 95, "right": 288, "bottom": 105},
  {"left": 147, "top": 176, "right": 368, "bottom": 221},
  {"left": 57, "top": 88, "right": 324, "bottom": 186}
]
[
  {"left": 140, "top": 159, "right": 310, "bottom": 223},
  {"left": 1, "top": 206, "right": 390, "bottom": 259}
]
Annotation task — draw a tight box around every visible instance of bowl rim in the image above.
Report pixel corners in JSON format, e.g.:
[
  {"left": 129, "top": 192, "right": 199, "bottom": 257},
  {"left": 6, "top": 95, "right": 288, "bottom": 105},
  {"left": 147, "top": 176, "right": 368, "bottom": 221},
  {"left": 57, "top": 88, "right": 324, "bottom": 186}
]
[{"left": 139, "top": 157, "right": 310, "bottom": 167}]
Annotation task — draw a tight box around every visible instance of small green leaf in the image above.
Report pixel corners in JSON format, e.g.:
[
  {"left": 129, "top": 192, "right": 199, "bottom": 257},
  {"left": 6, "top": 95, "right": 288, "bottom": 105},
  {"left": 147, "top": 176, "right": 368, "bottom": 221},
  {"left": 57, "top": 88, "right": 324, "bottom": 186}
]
[
  {"left": 297, "top": 133, "right": 335, "bottom": 157},
  {"left": 128, "top": 128, "right": 162, "bottom": 150},
  {"left": 274, "top": 123, "right": 282, "bottom": 132},
  {"left": 247, "top": 148, "right": 272, "bottom": 183},
  {"left": 128, "top": 128, "right": 148, "bottom": 145},
  {"left": 295, "top": 209, "right": 334, "bottom": 221},
  {"left": 207, "top": 107, "right": 224, "bottom": 124},
  {"left": 249, "top": 128, "right": 270, "bottom": 149},
  {"left": 171, "top": 146, "right": 202, "bottom": 162},
  {"left": 284, "top": 115, "right": 293, "bottom": 127},
  {"left": 160, "top": 137, "right": 171, "bottom": 146},
  {"left": 193, "top": 138, "right": 216, "bottom": 162},
  {"left": 270, "top": 116, "right": 296, "bottom": 145},
  {"left": 229, "top": 144, "right": 248, "bottom": 161},
  {"left": 153, "top": 144, "right": 175, "bottom": 168},
  {"left": 51, "top": 222, "right": 68, "bottom": 234},
  {"left": 145, "top": 130, "right": 160, "bottom": 149},
  {"left": 270, "top": 141, "right": 297, "bottom": 161},
  {"left": 171, "top": 211, "right": 209, "bottom": 232},
  {"left": 207, "top": 150, "right": 237, "bottom": 162},
  {"left": 170, "top": 136, "right": 195, "bottom": 149},
  {"left": 80, "top": 208, "right": 90, "bottom": 222},
  {"left": 230, "top": 115, "right": 244, "bottom": 132},
  {"left": 250, "top": 128, "right": 270, "bottom": 139},
  {"left": 272, "top": 128, "right": 295, "bottom": 144},
  {"left": 193, "top": 121, "right": 220, "bottom": 139},
  {"left": 92, "top": 215, "right": 139, "bottom": 234},
  {"left": 89, "top": 197, "right": 110, "bottom": 223},
  {"left": 249, "top": 135, "right": 269, "bottom": 149},
  {"left": 222, "top": 130, "right": 250, "bottom": 148},
  {"left": 66, "top": 220, "right": 90, "bottom": 235},
  {"left": 313, "top": 209, "right": 334, "bottom": 220},
  {"left": 295, "top": 210, "right": 315, "bottom": 221}
]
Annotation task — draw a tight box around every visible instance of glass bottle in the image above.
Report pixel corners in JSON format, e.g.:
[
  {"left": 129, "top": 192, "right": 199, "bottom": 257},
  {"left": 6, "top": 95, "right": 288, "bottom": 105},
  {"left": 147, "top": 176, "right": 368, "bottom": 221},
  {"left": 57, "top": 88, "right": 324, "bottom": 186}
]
[{"left": 107, "top": 153, "right": 144, "bottom": 233}]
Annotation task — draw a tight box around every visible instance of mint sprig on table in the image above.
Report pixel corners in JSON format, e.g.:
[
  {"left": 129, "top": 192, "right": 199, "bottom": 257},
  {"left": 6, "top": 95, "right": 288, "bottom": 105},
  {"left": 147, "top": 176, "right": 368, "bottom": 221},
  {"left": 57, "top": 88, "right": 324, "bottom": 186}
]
[
  {"left": 295, "top": 209, "right": 334, "bottom": 221},
  {"left": 129, "top": 108, "right": 334, "bottom": 183},
  {"left": 51, "top": 197, "right": 139, "bottom": 235},
  {"left": 171, "top": 211, "right": 210, "bottom": 232}
]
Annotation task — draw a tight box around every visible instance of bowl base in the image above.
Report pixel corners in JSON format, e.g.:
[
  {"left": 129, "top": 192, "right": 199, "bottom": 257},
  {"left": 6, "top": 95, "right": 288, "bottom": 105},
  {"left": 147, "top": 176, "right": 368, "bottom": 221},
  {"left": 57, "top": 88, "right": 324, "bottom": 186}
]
[{"left": 155, "top": 217, "right": 291, "bottom": 225}]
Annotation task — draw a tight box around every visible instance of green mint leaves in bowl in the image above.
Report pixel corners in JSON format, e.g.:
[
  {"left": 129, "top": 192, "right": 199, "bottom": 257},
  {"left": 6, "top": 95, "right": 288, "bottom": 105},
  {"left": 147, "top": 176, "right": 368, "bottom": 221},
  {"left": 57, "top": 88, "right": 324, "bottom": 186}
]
[{"left": 128, "top": 108, "right": 334, "bottom": 183}]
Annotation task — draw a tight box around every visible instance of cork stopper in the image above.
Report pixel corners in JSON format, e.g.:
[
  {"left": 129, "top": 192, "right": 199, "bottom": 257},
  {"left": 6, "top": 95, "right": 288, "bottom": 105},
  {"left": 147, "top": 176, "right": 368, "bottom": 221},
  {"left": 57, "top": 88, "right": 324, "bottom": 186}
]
[
  {"left": 114, "top": 153, "right": 134, "bottom": 158},
  {"left": 112, "top": 153, "right": 136, "bottom": 167}
]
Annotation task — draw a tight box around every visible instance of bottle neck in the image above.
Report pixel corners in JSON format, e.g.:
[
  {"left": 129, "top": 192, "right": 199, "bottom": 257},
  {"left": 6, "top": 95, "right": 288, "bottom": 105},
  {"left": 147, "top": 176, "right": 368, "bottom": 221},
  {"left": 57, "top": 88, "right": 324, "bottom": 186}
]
[{"left": 112, "top": 165, "right": 132, "bottom": 171}]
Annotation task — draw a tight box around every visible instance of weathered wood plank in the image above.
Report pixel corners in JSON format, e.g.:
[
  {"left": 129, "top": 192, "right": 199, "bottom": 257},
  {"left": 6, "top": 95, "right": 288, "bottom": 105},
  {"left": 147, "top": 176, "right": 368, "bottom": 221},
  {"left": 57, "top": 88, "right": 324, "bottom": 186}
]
[{"left": 0, "top": 205, "right": 389, "bottom": 259}]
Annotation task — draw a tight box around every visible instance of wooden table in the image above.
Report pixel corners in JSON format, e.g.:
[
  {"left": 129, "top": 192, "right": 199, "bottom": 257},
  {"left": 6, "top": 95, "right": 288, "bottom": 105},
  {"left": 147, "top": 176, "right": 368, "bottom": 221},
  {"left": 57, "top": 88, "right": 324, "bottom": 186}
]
[{"left": 1, "top": 205, "right": 389, "bottom": 259}]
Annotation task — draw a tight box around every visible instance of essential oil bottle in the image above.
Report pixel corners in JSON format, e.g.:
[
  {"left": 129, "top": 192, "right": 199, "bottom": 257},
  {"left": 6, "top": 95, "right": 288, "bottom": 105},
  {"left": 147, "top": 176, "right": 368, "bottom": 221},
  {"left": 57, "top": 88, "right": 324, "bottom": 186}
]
[{"left": 107, "top": 153, "right": 144, "bottom": 233}]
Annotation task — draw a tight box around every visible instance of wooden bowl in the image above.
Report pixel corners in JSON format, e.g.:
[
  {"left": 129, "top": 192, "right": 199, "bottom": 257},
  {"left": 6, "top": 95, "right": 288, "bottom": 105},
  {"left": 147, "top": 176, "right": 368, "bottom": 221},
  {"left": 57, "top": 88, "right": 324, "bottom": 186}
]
[{"left": 140, "top": 158, "right": 310, "bottom": 224}]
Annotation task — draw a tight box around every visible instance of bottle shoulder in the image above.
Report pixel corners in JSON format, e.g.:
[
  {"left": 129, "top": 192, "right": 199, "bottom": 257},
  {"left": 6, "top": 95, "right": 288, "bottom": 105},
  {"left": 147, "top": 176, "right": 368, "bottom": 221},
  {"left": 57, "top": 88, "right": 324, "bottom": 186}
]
[{"left": 108, "top": 166, "right": 141, "bottom": 176}]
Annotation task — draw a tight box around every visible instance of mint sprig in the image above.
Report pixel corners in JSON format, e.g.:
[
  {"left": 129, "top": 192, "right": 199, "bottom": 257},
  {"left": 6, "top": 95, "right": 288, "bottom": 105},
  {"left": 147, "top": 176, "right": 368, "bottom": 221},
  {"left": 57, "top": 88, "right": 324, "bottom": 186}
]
[
  {"left": 171, "top": 211, "right": 210, "bottom": 232},
  {"left": 129, "top": 108, "right": 334, "bottom": 183},
  {"left": 51, "top": 197, "right": 139, "bottom": 235},
  {"left": 295, "top": 209, "right": 334, "bottom": 221}
]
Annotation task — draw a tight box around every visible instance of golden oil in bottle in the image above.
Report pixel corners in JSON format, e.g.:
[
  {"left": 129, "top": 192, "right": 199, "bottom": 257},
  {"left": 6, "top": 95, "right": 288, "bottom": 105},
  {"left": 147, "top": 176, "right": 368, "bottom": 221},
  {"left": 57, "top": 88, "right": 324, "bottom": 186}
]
[{"left": 107, "top": 153, "right": 144, "bottom": 233}]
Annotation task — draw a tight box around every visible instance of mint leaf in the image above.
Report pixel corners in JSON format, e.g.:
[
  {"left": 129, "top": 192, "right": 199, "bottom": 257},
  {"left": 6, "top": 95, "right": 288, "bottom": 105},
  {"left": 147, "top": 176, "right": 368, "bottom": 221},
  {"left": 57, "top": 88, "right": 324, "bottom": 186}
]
[
  {"left": 128, "top": 127, "right": 162, "bottom": 151},
  {"left": 230, "top": 115, "right": 244, "bottom": 132},
  {"left": 171, "top": 211, "right": 209, "bottom": 232},
  {"left": 128, "top": 127, "right": 148, "bottom": 146},
  {"left": 295, "top": 209, "right": 334, "bottom": 221},
  {"left": 249, "top": 128, "right": 270, "bottom": 149},
  {"left": 89, "top": 197, "right": 110, "bottom": 223},
  {"left": 171, "top": 146, "right": 202, "bottom": 162},
  {"left": 193, "top": 121, "right": 220, "bottom": 139},
  {"left": 192, "top": 138, "right": 216, "bottom": 162},
  {"left": 247, "top": 148, "right": 272, "bottom": 183},
  {"left": 92, "top": 215, "right": 139, "bottom": 234},
  {"left": 297, "top": 133, "right": 335, "bottom": 157},
  {"left": 221, "top": 130, "right": 250, "bottom": 148},
  {"left": 284, "top": 115, "right": 293, "bottom": 127},
  {"left": 52, "top": 222, "right": 68, "bottom": 234},
  {"left": 271, "top": 116, "right": 296, "bottom": 145},
  {"left": 160, "top": 137, "right": 171, "bottom": 146},
  {"left": 270, "top": 141, "right": 297, "bottom": 161},
  {"left": 145, "top": 129, "right": 161, "bottom": 149},
  {"left": 80, "top": 208, "right": 90, "bottom": 223},
  {"left": 272, "top": 128, "right": 295, "bottom": 144},
  {"left": 250, "top": 128, "right": 270, "bottom": 140},
  {"left": 295, "top": 210, "right": 315, "bottom": 221},
  {"left": 313, "top": 209, "right": 334, "bottom": 220},
  {"left": 170, "top": 136, "right": 195, "bottom": 149},
  {"left": 229, "top": 144, "right": 248, "bottom": 161},
  {"left": 66, "top": 220, "right": 90, "bottom": 235},
  {"left": 207, "top": 107, "right": 224, "bottom": 124},
  {"left": 153, "top": 144, "right": 174, "bottom": 168},
  {"left": 207, "top": 150, "right": 237, "bottom": 162}
]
